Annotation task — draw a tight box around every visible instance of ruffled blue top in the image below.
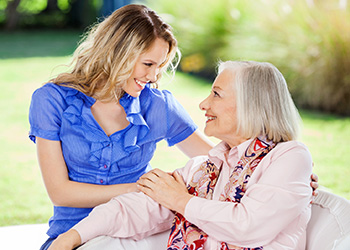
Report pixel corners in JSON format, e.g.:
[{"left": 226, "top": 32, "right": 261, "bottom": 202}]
[{"left": 28, "top": 83, "right": 197, "bottom": 238}]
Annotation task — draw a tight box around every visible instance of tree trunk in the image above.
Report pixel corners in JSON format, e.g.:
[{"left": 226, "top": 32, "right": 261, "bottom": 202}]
[
  {"left": 68, "top": 0, "right": 97, "bottom": 29},
  {"left": 43, "top": 0, "right": 59, "bottom": 13},
  {"left": 5, "top": 0, "right": 21, "bottom": 30}
]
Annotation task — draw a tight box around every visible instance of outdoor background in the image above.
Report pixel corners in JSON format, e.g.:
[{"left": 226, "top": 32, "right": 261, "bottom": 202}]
[{"left": 0, "top": 0, "right": 349, "bottom": 227}]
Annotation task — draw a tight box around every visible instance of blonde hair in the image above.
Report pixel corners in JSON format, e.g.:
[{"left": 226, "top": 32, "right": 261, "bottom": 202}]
[
  {"left": 219, "top": 61, "right": 301, "bottom": 142},
  {"left": 52, "top": 4, "right": 179, "bottom": 101}
]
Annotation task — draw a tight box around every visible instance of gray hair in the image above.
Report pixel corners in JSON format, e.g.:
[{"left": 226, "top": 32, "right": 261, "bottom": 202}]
[{"left": 218, "top": 61, "right": 301, "bottom": 142}]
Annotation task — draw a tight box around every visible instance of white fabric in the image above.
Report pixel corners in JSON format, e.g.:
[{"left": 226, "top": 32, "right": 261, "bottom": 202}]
[
  {"left": 0, "top": 224, "right": 48, "bottom": 250},
  {"left": 306, "top": 189, "right": 350, "bottom": 250},
  {"left": 77, "top": 230, "right": 169, "bottom": 250}
]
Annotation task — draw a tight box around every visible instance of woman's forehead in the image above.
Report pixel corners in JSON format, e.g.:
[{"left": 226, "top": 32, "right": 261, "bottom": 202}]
[{"left": 213, "top": 69, "right": 235, "bottom": 90}]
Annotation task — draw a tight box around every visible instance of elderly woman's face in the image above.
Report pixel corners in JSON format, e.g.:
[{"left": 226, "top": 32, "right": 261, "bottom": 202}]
[{"left": 199, "top": 69, "right": 240, "bottom": 146}]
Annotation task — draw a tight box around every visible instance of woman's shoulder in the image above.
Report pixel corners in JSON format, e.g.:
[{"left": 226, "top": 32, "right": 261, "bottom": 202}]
[
  {"left": 271, "top": 140, "right": 312, "bottom": 164},
  {"left": 32, "top": 82, "right": 70, "bottom": 100},
  {"left": 276, "top": 140, "right": 310, "bottom": 153},
  {"left": 30, "top": 82, "right": 87, "bottom": 114}
]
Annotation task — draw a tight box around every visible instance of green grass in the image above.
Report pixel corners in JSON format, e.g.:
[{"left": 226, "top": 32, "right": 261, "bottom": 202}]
[
  {"left": 0, "top": 30, "right": 349, "bottom": 227},
  {"left": 300, "top": 110, "right": 350, "bottom": 198},
  {"left": 0, "top": 30, "right": 82, "bottom": 59}
]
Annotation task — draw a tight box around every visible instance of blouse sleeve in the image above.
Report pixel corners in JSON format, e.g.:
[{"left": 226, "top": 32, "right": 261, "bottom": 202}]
[
  {"left": 73, "top": 192, "right": 174, "bottom": 243},
  {"left": 28, "top": 83, "right": 65, "bottom": 143},
  {"left": 183, "top": 143, "right": 313, "bottom": 247},
  {"left": 162, "top": 90, "right": 198, "bottom": 146}
]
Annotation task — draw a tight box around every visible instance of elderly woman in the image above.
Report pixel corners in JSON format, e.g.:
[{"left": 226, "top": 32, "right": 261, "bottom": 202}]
[{"left": 49, "top": 61, "right": 313, "bottom": 250}]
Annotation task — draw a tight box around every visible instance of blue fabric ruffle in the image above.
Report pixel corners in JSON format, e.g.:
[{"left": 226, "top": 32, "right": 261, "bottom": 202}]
[{"left": 62, "top": 87, "right": 150, "bottom": 167}]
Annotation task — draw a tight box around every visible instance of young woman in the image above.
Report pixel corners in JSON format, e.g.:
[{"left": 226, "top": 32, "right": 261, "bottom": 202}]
[{"left": 29, "top": 4, "right": 213, "bottom": 250}]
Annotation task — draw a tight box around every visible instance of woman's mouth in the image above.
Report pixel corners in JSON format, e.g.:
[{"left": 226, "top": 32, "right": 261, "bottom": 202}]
[
  {"left": 206, "top": 115, "right": 216, "bottom": 123},
  {"left": 135, "top": 79, "right": 147, "bottom": 88}
]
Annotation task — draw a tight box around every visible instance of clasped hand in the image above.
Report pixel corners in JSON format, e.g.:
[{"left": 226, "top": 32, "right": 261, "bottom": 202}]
[{"left": 137, "top": 169, "right": 192, "bottom": 215}]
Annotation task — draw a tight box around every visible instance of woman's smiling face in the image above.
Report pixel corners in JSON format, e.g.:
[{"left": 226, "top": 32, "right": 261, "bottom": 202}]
[
  {"left": 199, "top": 69, "right": 243, "bottom": 147},
  {"left": 123, "top": 38, "right": 169, "bottom": 97}
]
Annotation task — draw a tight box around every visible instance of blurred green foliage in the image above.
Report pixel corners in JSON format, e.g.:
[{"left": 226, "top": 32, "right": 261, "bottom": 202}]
[
  {"left": 2, "top": 0, "right": 349, "bottom": 114},
  {"left": 0, "top": 0, "right": 100, "bottom": 29},
  {"left": 17, "top": 0, "right": 55, "bottom": 13},
  {"left": 148, "top": 0, "right": 350, "bottom": 115}
]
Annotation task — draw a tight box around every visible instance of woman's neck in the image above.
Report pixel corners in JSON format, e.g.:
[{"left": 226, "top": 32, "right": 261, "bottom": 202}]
[{"left": 225, "top": 136, "right": 248, "bottom": 149}]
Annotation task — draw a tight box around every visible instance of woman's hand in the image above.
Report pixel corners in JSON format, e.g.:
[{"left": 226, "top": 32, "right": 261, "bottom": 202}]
[
  {"left": 137, "top": 169, "right": 192, "bottom": 215},
  {"left": 48, "top": 229, "right": 82, "bottom": 250},
  {"left": 311, "top": 172, "right": 319, "bottom": 197}
]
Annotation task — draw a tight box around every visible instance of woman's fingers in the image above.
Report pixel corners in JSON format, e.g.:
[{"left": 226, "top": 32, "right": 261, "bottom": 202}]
[
  {"left": 137, "top": 169, "right": 166, "bottom": 190},
  {"left": 172, "top": 171, "right": 185, "bottom": 184}
]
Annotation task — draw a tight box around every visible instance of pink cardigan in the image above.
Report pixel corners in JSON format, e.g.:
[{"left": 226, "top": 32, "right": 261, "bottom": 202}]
[{"left": 74, "top": 139, "right": 313, "bottom": 249}]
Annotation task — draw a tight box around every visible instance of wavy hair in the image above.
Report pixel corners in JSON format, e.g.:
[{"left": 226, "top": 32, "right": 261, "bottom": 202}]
[
  {"left": 52, "top": 4, "right": 180, "bottom": 101},
  {"left": 219, "top": 61, "right": 301, "bottom": 142}
]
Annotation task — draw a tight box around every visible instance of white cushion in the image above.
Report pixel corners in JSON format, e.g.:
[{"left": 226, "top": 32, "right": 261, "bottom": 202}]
[
  {"left": 306, "top": 189, "right": 350, "bottom": 250},
  {"left": 0, "top": 224, "right": 48, "bottom": 249}
]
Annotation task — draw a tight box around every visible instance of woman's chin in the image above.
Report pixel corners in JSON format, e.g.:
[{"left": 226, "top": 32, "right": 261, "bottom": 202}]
[{"left": 203, "top": 129, "right": 214, "bottom": 138}]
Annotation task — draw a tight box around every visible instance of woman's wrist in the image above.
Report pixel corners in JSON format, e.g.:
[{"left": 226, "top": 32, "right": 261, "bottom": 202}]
[
  {"left": 174, "top": 193, "right": 193, "bottom": 215},
  {"left": 56, "top": 229, "right": 82, "bottom": 249},
  {"left": 130, "top": 182, "right": 138, "bottom": 192}
]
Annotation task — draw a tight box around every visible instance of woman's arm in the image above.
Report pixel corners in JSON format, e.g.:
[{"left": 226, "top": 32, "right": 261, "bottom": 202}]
[
  {"left": 48, "top": 230, "right": 81, "bottom": 250},
  {"left": 37, "top": 137, "right": 137, "bottom": 208},
  {"left": 48, "top": 192, "right": 174, "bottom": 250},
  {"left": 176, "top": 129, "right": 215, "bottom": 158}
]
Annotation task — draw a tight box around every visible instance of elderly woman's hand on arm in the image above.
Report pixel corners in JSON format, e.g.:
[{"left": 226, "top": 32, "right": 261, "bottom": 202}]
[{"left": 137, "top": 168, "right": 192, "bottom": 215}]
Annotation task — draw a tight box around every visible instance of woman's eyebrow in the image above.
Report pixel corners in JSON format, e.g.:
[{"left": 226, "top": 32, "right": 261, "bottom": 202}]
[
  {"left": 143, "top": 59, "right": 156, "bottom": 64},
  {"left": 212, "top": 86, "right": 223, "bottom": 91},
  {"left": 144, "top": 59, "right": 166, "bottom": 67}
]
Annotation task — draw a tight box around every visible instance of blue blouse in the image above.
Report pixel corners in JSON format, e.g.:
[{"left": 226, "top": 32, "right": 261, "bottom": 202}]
[{"left": 28, "top": 83, "right": 197, "bottom": 238}]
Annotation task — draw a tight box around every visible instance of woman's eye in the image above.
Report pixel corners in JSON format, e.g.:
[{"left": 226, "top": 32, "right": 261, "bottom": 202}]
[
  {"left": 213, "top": 91, "right": 220, "bottom": 97},
  {"left": 144, "top": 63, "right": 153, "bottom": 67}
]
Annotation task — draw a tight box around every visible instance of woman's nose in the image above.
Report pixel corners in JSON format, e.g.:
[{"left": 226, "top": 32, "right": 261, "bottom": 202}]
[
  {"left": 147, "top": 67, "right": 158, "bottom": 83},
  {"left": 199, "top": 96, "right": 209, "bottom": 111}
]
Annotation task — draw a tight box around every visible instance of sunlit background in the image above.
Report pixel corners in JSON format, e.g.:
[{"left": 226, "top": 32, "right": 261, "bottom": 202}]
[{"left": 0, "top": 0, "right": 349, "bottom": 227}]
